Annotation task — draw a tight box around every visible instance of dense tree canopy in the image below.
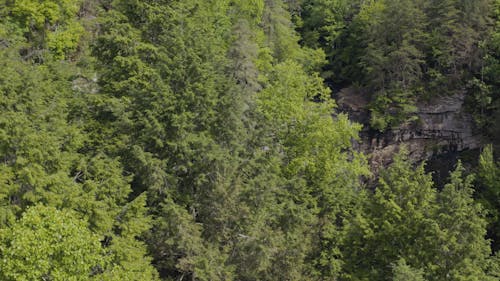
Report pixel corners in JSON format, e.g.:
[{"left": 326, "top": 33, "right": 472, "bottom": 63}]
[{"left": 0, "top": 0, "right": 499, "bottom": 280}]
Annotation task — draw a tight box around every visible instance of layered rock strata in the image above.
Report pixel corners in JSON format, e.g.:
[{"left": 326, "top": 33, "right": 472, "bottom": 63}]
[{"left": 335, "top": 88, "right": 482, "bottom": 173}]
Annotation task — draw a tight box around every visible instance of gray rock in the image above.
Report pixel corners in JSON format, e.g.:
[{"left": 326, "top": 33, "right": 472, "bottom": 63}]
[{"left": 335, "top": 88, "right": 482, "bottom": 174}]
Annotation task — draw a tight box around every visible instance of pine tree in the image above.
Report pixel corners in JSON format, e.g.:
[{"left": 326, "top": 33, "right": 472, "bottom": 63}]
[
  {"left": 0, "top": 3, "right": 160, "bottom": 279},
  {"left": 343, "top": 149, "right": 438, "bottom": 280},
  {"left": 433, "top": 162, "right": 491, "bottom": 280},
  {"left": 477, "top": 145, "right": 500, "bottom": 251},
  {"left": 392, "top": 259, "right": 426, "bottom": 281},
  {"left": 343, "top": 150, "right": 494, "bottom": 280}
]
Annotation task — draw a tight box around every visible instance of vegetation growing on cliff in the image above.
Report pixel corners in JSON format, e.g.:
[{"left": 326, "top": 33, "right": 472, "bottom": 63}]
[
  {"left": 299, "top": 0, "right": 494, "bottom": 130},
  {"left": 0, "top": 0, "right": 500, "bottom": 280}
]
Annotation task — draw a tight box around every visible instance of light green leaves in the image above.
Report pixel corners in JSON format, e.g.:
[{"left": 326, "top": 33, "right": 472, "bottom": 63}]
[
  {"left": 0, "top": 205, "right": 106, "bottom": 281},
  {"left": 8, "top": 0, "right": 84, "bottom": 59}
]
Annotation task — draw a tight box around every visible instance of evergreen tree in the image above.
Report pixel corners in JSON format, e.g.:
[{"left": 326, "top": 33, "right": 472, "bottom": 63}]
[
  {"left": 392, "top": 259, "right": 426, "bottom": 281},
  {"left": 433, "top": 162, "right": 491, "bottom": 280},
  {"left": 343, "top": 150, "right": 494, "bottom": 280},
  {"left": 2, "top": 0, "right": 499, "bottom": 280},
  {"left": 477, "top": 145, "right": 500, "bottom": 251},
  {"left": 0, "top": 2, "right": 159, "bottom": 279},
  {"left": 343, "top": 149, "right": 438, "bottom": 280}
]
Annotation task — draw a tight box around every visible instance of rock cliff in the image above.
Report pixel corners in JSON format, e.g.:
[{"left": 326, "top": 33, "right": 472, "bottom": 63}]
[{"left": 335, "top": 88, "right": 483, "bottom": 174}]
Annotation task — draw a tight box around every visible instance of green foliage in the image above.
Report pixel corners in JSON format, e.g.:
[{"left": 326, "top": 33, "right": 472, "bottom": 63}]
[
  {"left": 231, "top": 0, "right": 265, "bottom": 23},
  {"left": 477, "top": 145, "right": 500, "bottom": 252},
  {"left": 298, "top": 0, "right": 496, "bottom": 131},
  {"left": 357, "top": 0, "right": 425, "bottom": 130},
  {"left": 46, "top": 21, "right": 85, "bottom": 59},
  {"left": 477, "top": 0, "right": 500, "bottom": 139},
  {"left": 344, "top": 149, "right": 438, "bottom": 280},
  {"left": 299, "top": 0, "right": 350, "bottom": 49},
  {"left": 1, "top": 1, "right": 499, "bottom": 280},
  {"left": 10, "top": 0, "right": 80, "bottom": 29},
  {"left": 344, "top": 150, "right": 494, "bottom": 280},
  {"left": 262, "top": 0, "right": 302, "bottom": 62},
  {"left": 6, "top": 0, "right": 85, "bottom": 59},
  {"left": 0, "top": 205, "right": 107, "bottom": 280},
  {"left": 435, "top": 161, "right": 491, "bottom": 280},
  {"left": 0, "top": 4, "right": 159, "bottom": 279},
  {"left": 0, "top": 47, "right": 86, "bottom": 216},
  {"left": 392, "top": 259, "right": 426, "bottom": 281},
  {"left": 0, "top": 204, "right": 157, "bottom": 280},
  {"left": 105, "top": 194, "right": 159, "bottom": 280},
  {"left": 257, "top": 60, "right": 369, "bottom": 279}
]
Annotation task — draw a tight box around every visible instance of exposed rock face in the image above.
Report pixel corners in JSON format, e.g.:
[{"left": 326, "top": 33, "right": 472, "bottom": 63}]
[{"left": 335, "top": 88, "right": 482, "bottom": 173}]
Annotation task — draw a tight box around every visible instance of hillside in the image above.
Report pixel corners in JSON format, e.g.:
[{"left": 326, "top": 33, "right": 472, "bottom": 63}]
[{"left": 0, "top": 0, "right": 500, "bottom": 280}]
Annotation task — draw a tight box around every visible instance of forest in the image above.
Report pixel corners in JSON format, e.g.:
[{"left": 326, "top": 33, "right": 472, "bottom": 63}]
[{"left": 0, "top": 0, "right": 500, "bottom": 280}]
